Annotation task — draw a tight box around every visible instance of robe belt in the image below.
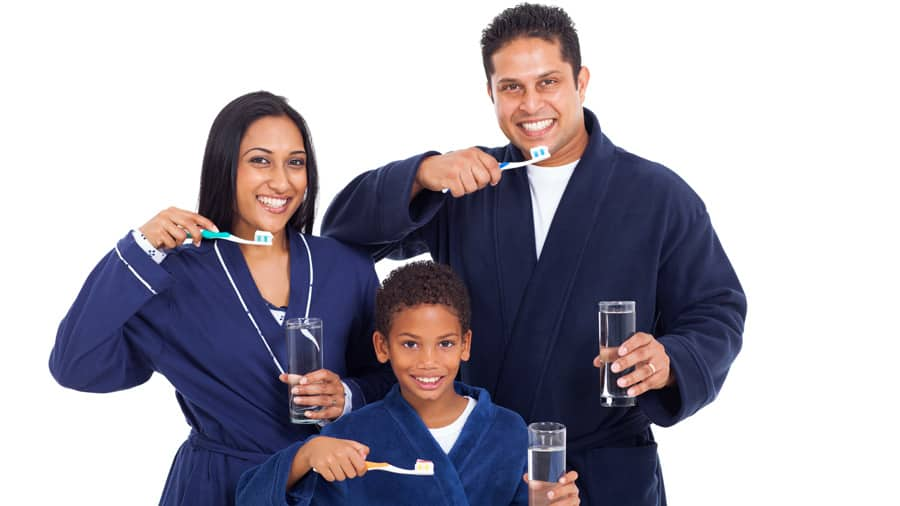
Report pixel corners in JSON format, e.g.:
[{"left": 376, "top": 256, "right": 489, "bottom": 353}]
[
  {"left": 188, "top": 431, "right": 270, "bottom": 462},
  {"left": 567, "top": 419, "right": 653, "bottom": 453}
]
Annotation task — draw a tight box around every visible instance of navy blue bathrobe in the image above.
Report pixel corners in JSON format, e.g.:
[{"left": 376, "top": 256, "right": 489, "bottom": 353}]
[
  {"left": 236, "top": 383, "right": 529, "bottom": 505},
  {"left": 321, "top": 108, "right": 747, "bottom": 506},
  {"left": 50, "top": 231, "right": 394, "bottom": 505}
]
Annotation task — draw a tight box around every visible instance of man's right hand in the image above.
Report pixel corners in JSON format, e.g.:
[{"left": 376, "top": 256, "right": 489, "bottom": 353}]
[{"left": 412, "top": 148, "right": 502, "bottom": 198}]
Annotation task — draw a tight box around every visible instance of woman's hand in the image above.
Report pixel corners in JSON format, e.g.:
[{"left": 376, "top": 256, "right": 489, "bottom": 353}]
[
  {"left": 280, "top": 369, "right": 347, "bottom": 421},
  {"left": 289, "top": 436, "right": 369, "bottom": 487},
  {"left": 523, "top": 470, "right": 580, "bottom": 505},
  {"left": 138, "top": 207, "right": 219, "bottom": 249}
]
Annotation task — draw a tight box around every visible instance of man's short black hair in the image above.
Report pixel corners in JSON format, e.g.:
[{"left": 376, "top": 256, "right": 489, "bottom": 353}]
[
  {"left": 480, "top": 3, "right": 581, "bottom": 85},
  {"left": 375, "top": 261, "right": 471, "bottom": 336}
]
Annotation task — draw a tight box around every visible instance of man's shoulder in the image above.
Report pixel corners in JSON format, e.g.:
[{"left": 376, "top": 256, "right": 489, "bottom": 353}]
[{"left": 610, "top": 147, "right": 707, "bottom": 212}]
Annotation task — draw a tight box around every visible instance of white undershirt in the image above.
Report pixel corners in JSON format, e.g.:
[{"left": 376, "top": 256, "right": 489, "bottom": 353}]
[
  {"left": 428, "top": 396, "right": 476, "bottom": 454},
  {"left": 526, "top": 160, "right": 579, "bottom": 258}
]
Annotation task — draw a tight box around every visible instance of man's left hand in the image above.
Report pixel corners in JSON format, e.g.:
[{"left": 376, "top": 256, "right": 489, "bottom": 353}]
[{"left": 593, "top": 332, "right": 675, "bottom": 396}]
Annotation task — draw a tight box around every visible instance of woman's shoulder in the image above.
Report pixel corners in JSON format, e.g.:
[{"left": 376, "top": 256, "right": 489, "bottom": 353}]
[{"left": 300, "top": 233, "right": 374, "bottom": 270}]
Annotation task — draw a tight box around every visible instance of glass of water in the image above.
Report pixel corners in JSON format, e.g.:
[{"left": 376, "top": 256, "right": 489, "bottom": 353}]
[
  {"left": 598, "top": 301, "right": 637, "bottom": 407},
  {"left": 527, "top": 422, "right": 566, "bottom": 506},
  {"left": 286, "top": 317, "right": 324, "bottom": 424}
]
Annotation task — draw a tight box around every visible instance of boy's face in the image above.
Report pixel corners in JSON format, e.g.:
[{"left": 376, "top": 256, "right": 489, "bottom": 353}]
[{"left": 374, "top": 304, "right": 471, "bottom": 410}]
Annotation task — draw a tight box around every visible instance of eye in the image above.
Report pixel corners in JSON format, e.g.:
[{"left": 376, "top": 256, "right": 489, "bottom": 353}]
[
  {"left": 289, "top": 158, "right": 306, "bottom": 168},
  {"left": 249, "top": 156, "right": 270, "bottom": 165},
  {"left": 500, "top": 83, "right": 521, "bottom": 92},
  {"left": 438, "top": 340, "right": 456, "bottom": 349},
  {"left": 401, "top": 341, "right": 418, "bottom": 349},
  {"left": 540, "top": 78, "right": 559, "bottom": 87}
]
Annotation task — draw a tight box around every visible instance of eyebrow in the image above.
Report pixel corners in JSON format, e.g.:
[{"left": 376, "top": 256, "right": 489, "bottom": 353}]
[
  {"left": 241, "top": 147, "right": 307, "bottom": 157},
  {"left": 396, "top": 332, "right": 460, "bottom": 339},
  {"left": 496, "top": 70, "right": 562, "bottom": 84}
]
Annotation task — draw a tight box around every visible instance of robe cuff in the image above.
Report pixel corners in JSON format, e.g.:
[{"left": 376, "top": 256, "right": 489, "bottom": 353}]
[
  {"left": 342, "top": 377, "right": 365, "bottom": 411},
  {"left": 130, "top": 229, "right": 168, "bottom": 264},
  {"left": 382, "top": 151, "right": 444, "bottom": 230},
  {"left": 114, "top": 232, "right": 174, "bottom": 296},
  {"left": 638, "top": 335, "right": 709, "bottom": 427}
]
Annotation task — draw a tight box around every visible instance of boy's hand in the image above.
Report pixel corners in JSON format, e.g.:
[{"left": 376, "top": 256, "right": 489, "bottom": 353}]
[
  {"left": 295, "top": 436, "right": 370, "bottom": 483},
  {"left": 523, "top": 470, "right": 580, "bottom": 505}
]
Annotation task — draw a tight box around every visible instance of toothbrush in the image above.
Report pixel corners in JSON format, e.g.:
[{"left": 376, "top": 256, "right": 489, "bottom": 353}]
[
  {"left": 441, "top": 145, "right": 551, "bottom": 193},
  {"left": 499, "top": 145, "right": 551, "bottom": 170},
  {"left": 365, "top": 459, "right": 434, "bottom": 476},
  {"left": 185, "top": 229, "right": 273, "bottom": 246}
]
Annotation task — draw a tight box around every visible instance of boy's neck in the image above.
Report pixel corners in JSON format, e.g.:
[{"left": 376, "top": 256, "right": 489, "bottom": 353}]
[{"left": 402, "top": 389, "right": 470, "bottom": 429}]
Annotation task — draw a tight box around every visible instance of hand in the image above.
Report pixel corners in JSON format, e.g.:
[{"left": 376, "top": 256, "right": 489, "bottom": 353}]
[
  {"left": 280, "top": 369, "right": 347, "bottom": 421},
  {"left": 138, "top": 207, "right": 219, "bottom": 249},
  {"left": 523, "top": 470, "right": 580, "bottom": 505},
  {"left": 293, "top": 436, "right": 369, "bottom": 483},
  {"left": 593, "top": 332, "right": 675, "bottom": 396},
  {"left": 412, "top": 148, "right": 501, "bottom": 198}
]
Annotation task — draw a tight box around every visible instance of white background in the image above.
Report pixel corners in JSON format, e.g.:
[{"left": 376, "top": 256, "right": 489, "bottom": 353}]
[{"left": 1, "top": 0, "right": 897, "bottom": 504}]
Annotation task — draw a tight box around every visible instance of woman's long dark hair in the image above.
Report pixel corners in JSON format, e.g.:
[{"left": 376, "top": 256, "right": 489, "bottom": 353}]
[{"left": 198, "top": 91, "right": 318, "bottom": 234}]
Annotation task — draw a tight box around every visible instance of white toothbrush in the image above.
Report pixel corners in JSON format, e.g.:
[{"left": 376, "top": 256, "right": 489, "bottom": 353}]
[
  {"left": 499, "top": 145, "right": 551, "bottom": 170},
  {"left": 365, "top": 459, "right": 434, "bottom": 476}
]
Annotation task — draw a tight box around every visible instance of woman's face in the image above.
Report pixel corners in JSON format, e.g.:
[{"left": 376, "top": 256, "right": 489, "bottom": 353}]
[{"left": 232, "top": 115, "right": 308, "bottom": 240}]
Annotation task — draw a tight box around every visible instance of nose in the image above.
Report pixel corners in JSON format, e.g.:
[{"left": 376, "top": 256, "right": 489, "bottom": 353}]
[
  {"left": 518, "top": 88, "right": 543, "bottom": 115},
  {"left": 417, "top": 346, "right": 438, "bottom": 368},
  {"left": 267, "top": 166, "right": 290, "bottom": 193}
]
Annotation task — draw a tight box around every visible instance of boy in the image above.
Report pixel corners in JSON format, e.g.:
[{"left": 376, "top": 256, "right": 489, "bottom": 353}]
[{"left": 237, "top": 261, "right": 579, "bottom": 505}]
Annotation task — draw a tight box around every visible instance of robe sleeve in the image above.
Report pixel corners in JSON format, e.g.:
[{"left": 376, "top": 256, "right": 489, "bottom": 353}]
[
  {"left": 49, "top": 232, "right": 173, "bottom": 392},
  {"left": 341, "top": 251, "right": 395, "bottom": 408},
  {"left": 321, "top": 152, "right": 445, "bottom": 261},
  {"left": 235, "top": 440, "right": 317, "bottom": 506},
  {"left": 640, "top": 207, "right": 746, "bottom": 426}
]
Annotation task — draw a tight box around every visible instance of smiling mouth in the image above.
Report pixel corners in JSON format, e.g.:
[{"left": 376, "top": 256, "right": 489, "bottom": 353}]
[
  {"left": 518, "top": 118, "right": 555, "bottom": 136},
  {"left": 412, "top": 375, "right": 444, "bottom": 390},
  {"left": 257, "top": 195, "right": 290, "bottom": 212}
]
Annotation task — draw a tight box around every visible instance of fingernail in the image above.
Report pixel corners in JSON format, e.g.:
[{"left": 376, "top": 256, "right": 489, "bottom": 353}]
[
  {"left": 627, "top": 388, "right": 636, "bottom": 396},
  {"left": 617, "top": 378, "right": 627, "bottom": 387},
  {"left": 292, "top": 387, "right": 299, "bottom": 394},
  {"left": 299, "top": 376, "right": 308, "bottom": 385},
  {"left": 547, "top": 491, "right": 555, "bottom": 499},
  {"left": 619, "top": 346, "right": 628, "bottom": 356},
  {"left": 610, "top": 363, "right": 621, "bottom": 373}
]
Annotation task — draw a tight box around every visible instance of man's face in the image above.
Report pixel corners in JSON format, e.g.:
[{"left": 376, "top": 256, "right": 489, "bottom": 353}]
[{"left": 488, "top": 37, "right": 590, "bottom": 166}]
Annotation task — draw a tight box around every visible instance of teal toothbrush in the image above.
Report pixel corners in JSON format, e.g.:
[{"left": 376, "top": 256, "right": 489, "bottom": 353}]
[
  {"left": 499, "top": 145, "right": 551, "bottom": 170},
  {"left": 186, "top": 229, "right": 274, "bottom": 246}
]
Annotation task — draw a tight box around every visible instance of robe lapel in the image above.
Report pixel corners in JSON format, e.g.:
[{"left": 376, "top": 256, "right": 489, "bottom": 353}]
[
  {"left": 383, "top": 388, "right": 470, "bottom": 506},
  {"left": 492, "top": 113, "right": 618, "bottom": 419},
  {"left": 216, "top": 232, "right": 311, "bottom": 374},
  {"left": 466, "top": 145, "right": 537, "bottom": 393}
]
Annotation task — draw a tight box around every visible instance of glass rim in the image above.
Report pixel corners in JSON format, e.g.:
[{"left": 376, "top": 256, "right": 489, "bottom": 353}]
[
  {"left": 285, "top": 317, "right": 322, "bottom": 328},
  {"left": 528, "top": 421, "right": 566, "bottom": 433},
  {"left": 597, "top": 300, "right": 635, "bottom": 309}
]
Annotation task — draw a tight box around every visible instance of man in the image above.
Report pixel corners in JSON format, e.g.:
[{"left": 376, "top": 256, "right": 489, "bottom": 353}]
[{"left": 322, "top": 4, "right": 746, "bottom": 505}]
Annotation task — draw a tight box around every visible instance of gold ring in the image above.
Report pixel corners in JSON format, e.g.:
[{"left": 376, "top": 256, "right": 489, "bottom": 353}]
[{"left": 647, "top": 362, "right": 657, "bottom": 375}]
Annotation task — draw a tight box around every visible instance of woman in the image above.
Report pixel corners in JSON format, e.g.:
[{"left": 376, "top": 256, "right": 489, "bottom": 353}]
[{"left": 50, "top": 91, "right": 393, "bottom": 505}]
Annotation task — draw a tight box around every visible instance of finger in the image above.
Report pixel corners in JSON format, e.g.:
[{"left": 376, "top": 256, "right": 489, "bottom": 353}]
[
  {"left": 618, "top": 332, "right": 654, "bottom": 356},
  {"left": 316, "top": 465, "right": 336, "bottom": 482},
  {"left": 281, "top": 373, "right": 302, "bottom": 385},
  {"left": 337, "top": 455, "right": 359, "bottom": 480},
  {"left": 475, "top": 151, "right": 502, "bottom": 185},
  {"left": 351, "top": 442, "right": 370, "bottom": 458},
  {"left": 459, "top": 169, "right": 478, "bottom": 194},
  {"left": 611, "top": 345, "right": 654, "bottom": 374},
  {"left": 301, "top": 369, "right": 337, "bottom": 383},
  {"left": 470, "top": 163, "right": 493, "bottom": 189},
  {"left": 597, "top": 346, "right": 618, "bottom": 364},
  {"left": 293, "top": 381, "right": 339, "bottom": 396},
  {"left": 161, "top": 220, "right": 189, "bottom": 248},
  {"left": 449, "top": 180, "right": 465, "bottom": 198},
  {"left": 292, "top": 394, "right": 332, "bottom": 407}
]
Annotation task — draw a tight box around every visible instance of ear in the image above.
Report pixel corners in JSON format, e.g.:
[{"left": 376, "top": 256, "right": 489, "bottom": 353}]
[
  {"left": 576, "top": 66, "right": 590, "bottom": 103},
  {"left": 373, "top": 331, "right": 390, "bottom": 364},
  {"left": 486, "top": 81, "right": 495, "bottom": 104},
  {"left": 460, "top": 330, "right": 473, "bottom": 362}
]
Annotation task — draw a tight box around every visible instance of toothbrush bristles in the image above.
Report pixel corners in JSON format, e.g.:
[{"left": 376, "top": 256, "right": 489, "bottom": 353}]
[{"left": 254, "top": 230, "right": 274, "bottom": 245}]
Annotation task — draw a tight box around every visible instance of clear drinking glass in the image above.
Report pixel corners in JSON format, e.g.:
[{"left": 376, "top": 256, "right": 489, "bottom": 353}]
[
  {"left": 286, "top": 317, "right": 323, "bottom": 424},
  {"left": 598, "top": 301, "right": 637, "bottom": 407},
  {"left": 528, "top": 422, "right": 566, "bottom": 506}
]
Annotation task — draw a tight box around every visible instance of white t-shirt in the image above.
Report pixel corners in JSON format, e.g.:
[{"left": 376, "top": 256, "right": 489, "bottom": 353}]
[
  {"left": 526, "top": 160, "right": 579, "bottom": 258},
  {"left": 428, "top": 396, "right": 476, "bottom": 454}
]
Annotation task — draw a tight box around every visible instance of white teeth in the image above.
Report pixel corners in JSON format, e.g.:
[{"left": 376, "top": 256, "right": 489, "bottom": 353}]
[
  {"left": 415, "top": 376, "right": 440, "bottom": 384},
  {"left": 521, "top": 119, "right": 553, "bottom": 131},
  {"left": 257, "top": 196, "right": 288, "bottom": 208}
]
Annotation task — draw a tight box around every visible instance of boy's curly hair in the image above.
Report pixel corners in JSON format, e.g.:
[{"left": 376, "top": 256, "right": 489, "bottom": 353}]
[{"left": 375, "top": 261, "right": 471, "bottom": 336}]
